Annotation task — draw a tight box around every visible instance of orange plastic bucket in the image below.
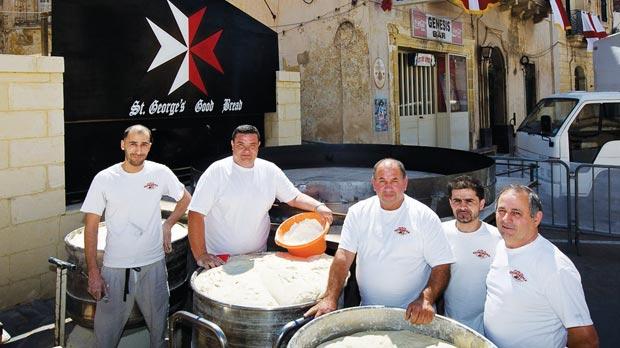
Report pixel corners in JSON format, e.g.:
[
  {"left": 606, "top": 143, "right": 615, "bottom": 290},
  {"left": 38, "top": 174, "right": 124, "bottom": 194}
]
[{"left": 275, "top": 212, "right": 330, "bottom": 258}]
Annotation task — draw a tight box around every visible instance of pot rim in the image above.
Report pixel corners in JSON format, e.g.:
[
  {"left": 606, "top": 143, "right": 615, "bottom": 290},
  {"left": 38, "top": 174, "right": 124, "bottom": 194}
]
[
  {"left": 64, "top": 221, "right": 188, "bottom": 251},
  {"left": 288, "top": 305, "right": 497, "bottom": 347}
]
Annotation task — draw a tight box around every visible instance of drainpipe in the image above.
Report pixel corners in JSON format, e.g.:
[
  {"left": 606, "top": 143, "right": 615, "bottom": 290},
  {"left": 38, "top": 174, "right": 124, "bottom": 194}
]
[{"left": 550, "top": 18, "right": 557, "bottom": 93}]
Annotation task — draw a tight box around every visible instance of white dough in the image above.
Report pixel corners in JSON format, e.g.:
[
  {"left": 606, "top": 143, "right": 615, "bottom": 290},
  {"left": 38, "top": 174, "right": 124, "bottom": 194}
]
[
  {"left": 193, "top": 253, "right": 332, "bottom": 307},
  {"left": 317, "top": 330, "right": 457, "bottom": 348},
  {"left": 281, "top": 218, "right": 324, "bottom": 245},
  {"left": 66, "top": 222, "right": 187, "bottom": 250}
]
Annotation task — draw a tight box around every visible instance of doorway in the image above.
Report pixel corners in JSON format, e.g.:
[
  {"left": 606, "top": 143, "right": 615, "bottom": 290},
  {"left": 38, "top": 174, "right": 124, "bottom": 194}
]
[
  {"left": 524, "top": 62, "right": 537, "bottom": 115},
  {"left": 481, "top": 47, "right": 510, "bottom": 153},
  {"left": 574, "top": 66, "right": 587, "bottom": 91},
  {"left": 397, "top": 50, "right": 438, "bottom": 146}
]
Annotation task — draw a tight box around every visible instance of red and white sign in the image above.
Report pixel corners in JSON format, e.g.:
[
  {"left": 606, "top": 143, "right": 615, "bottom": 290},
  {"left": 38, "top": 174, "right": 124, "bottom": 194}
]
[
  {"left": 414, "top": 53, "right": 435, "bottom": 67},
  {"left": 411, "top": 10, "right": 463, "bottom": 46}
]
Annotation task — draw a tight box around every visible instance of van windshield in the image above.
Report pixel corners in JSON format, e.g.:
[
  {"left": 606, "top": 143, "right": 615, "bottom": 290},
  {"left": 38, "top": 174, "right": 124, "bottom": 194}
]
[{"left": 517, "top": 98, "right": 578, "bottom": 136}]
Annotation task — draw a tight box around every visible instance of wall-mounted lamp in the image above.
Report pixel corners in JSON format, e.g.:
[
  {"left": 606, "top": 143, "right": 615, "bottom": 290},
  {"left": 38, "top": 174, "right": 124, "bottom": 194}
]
[
  {"left": 480, "top": 46, "right": 493, "bottom": 60},
  {"left": 520, "top": 55, "right": 530, "bottom": 65}
]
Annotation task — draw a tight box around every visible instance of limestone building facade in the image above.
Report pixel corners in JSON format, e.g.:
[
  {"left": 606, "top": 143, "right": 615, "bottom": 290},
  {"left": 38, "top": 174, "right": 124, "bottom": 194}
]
[{"left": 231, "top": 0, "right": 614, "bottom": 151}]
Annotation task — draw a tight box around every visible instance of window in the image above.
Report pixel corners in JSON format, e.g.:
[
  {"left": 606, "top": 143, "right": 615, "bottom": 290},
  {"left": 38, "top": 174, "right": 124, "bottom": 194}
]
[
  {"left": 449, "top": 55, "right": 468, "bottom": 112},
  {"left": 601, "top": 103, "right": 620, "bottom": 130},
  {"left": 574, "top": 66, "right": 587, "bottom": 91},
  {"left": 518, "top": 98, "right": 578, "bottom": 136},
  {"left": 437, "top": 55, "right": 468, "bottom": 112},
  {"left": 398, "top": 51, "right": 437, "bottom": 117},
  {"left": 569, "top": 103, "right": 620, "bottom": 162}
]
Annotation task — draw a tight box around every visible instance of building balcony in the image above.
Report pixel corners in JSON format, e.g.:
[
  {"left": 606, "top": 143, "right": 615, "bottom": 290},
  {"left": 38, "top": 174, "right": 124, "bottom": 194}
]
[{"left": 498, "top": 0, "right": 550, "bottom": 23}]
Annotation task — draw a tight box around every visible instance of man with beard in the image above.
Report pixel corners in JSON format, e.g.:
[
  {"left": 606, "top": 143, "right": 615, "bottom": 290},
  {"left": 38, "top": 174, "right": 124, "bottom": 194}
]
[
  {"left": 442, "top": 176, "right": 501, "bottom": 334},
  {"left": 306, "top": 158, "right": 454, "bottom": 324},
  {"left": 81, "top": 124, "right": 191, "bottom": 348}
]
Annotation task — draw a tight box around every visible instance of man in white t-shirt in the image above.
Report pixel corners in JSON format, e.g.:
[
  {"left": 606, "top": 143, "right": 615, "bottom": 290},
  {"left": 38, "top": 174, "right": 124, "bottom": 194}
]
[
  {"left": 305, "top": 158, "right": 455, "bottom": 324},
  {"left": 442, "top": 175, "right": 501, "bottom": 334},
  {"left": 484, "top": 184, "right": 598, "bottom": 348},
  {"left": 81, "top": 125, "right": 191, "bottom": 348},
  {"left": 187, "top": 125, "right": 333, "bottom": 269}
]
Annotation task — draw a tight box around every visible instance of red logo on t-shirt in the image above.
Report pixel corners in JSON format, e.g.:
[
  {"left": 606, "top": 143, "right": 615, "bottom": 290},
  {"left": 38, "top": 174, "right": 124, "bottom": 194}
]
[
  {"left": 144, "top": 182, "right": 158, "bottom": 190},
  {"left": 509, "top": 269, "right": 527, "bottom": 282},
  {"left": 394, "top": 226, "right": 410, "bottom": 235},
  {"left": 472, "top": 249, "right": 491, "bottom": 259}
]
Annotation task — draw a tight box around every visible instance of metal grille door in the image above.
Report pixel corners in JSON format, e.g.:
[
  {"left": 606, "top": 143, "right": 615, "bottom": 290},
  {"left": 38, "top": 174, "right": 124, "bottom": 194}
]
[{"left": 398, "top": 51, "right": 437, "bottom": 145}]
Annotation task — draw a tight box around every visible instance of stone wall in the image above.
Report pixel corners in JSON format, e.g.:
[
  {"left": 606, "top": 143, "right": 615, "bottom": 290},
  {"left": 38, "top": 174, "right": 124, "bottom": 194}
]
[
  {"left": 0, "top": 54, "right": 82, "bottom": 310},
  {"left": 264, "top": 71, "right": 301, "bottom": 146},
  {"left": 560, "top": 45, "right": 594, "bottom": 92},
  {"left": 1, "top": 28, "right": 48, "bottom": 56}
]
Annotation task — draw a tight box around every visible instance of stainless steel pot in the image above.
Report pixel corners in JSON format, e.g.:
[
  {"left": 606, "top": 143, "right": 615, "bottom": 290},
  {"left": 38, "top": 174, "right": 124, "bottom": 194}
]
[
  {"left": 190, "top": 252, "right": 333, "bottom": 348},
  {"left": 282, "top": 306, "right": 497, "bottom": 348},
  {"left": 64, "top": 222, "right": 190, "bottom": 328}
]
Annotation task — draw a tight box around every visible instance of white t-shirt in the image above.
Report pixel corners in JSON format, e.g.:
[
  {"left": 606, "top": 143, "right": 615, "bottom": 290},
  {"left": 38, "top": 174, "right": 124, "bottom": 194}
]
[
  {"left": 339, "top": 195, "right": 455, "bottom": 309},
  {"left": 188, "top": 157, "right": 300, "bottom": 255},
  {"left": 484, "top": 235, "right": 593, "bottom": 348},
  {"left": 80, "top": 161, "right": 185, "bottom": 268},
  {"left": 442, "top": 220, "right": 501, "bottom": 334}
]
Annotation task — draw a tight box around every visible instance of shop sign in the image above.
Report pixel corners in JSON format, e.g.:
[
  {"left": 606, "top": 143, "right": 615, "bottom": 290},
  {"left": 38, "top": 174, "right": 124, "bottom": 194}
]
[
  {"left": 410, "top": 10, "right": 463, "bottom": 46},
  {"left": 414, "top": 53, "right": 435, "bottom": 67},
  {"left": 54, "top": 0, "right": 278, "bottom": 121}
]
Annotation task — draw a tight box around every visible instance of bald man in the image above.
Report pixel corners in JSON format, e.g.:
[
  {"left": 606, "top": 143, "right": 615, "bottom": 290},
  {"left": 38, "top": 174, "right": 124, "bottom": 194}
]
[{"left": 306, "top": 158, "right": 454, "bottom": 325}]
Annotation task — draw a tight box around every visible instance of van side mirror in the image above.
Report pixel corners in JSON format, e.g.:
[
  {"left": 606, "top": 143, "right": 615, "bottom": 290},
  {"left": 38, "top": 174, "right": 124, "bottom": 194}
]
[{"left": 540, "top": 115, "right": 552, "bottom": 135}]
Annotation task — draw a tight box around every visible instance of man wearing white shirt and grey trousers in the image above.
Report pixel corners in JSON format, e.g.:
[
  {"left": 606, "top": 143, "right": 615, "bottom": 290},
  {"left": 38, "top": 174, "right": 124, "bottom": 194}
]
[{"left": 81, "top": 125, "right": 191, "bottom": 348}]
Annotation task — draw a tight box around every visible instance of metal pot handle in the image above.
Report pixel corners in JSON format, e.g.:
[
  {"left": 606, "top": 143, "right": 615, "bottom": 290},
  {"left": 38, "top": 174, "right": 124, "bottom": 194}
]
[
  {"left": 168, "top": 310, "right": 227, "bottom": 348},
  {"left": 273, "top": 316, "right": 313, "bottom": 348}
]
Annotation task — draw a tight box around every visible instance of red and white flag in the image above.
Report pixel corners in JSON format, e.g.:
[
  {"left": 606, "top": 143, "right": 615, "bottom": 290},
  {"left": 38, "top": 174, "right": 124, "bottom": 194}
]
[
  {"left": 582, "top": 11, "right": 607, "bottom": 51},
  {"left": 381, "top": 0, "right": 392, "bottom": 11},
  {"left": 550, "top": 0, "right": 571, "bottom": 30},
  {"left": 448, "top": 0, "right": 500, "bottom": 14}
]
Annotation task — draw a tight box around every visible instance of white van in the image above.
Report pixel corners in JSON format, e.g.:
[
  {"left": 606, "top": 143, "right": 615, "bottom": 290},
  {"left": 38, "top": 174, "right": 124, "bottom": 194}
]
[
  {"left": 514, "top": 92, "right": 620, "bottom": 231},
  {"left": 516, "top": 91, "right": 620, "bottom": 166}
]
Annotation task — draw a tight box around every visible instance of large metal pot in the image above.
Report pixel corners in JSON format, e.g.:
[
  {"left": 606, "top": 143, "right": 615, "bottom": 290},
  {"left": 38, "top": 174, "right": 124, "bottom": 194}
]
[
  {"left": 64, "top": 222, "right": 190, "bottom": 328},
  {"left": 283, "top": 306, "right": 497, "bottom": 348},
  {"left": 190, "top": 252, "right": 333, "bottom": 348}
]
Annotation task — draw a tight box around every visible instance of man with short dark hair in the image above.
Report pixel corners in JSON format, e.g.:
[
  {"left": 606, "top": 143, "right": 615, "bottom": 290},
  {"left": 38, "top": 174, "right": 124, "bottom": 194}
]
[
  {"left": 485, "top": 184, "right": 599, "bottom": 348},
  {"left": 442, "top": 175, "right": 501, "bottom": 334},
  {"left": 82, "top": 124, "right": 191, "bottom": 348},
  {"left": 188, "top": 124, "right": 333, "bottom": 269},
  {"left": 306, "top": 158, "right": 454, "bottom": 324}
]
